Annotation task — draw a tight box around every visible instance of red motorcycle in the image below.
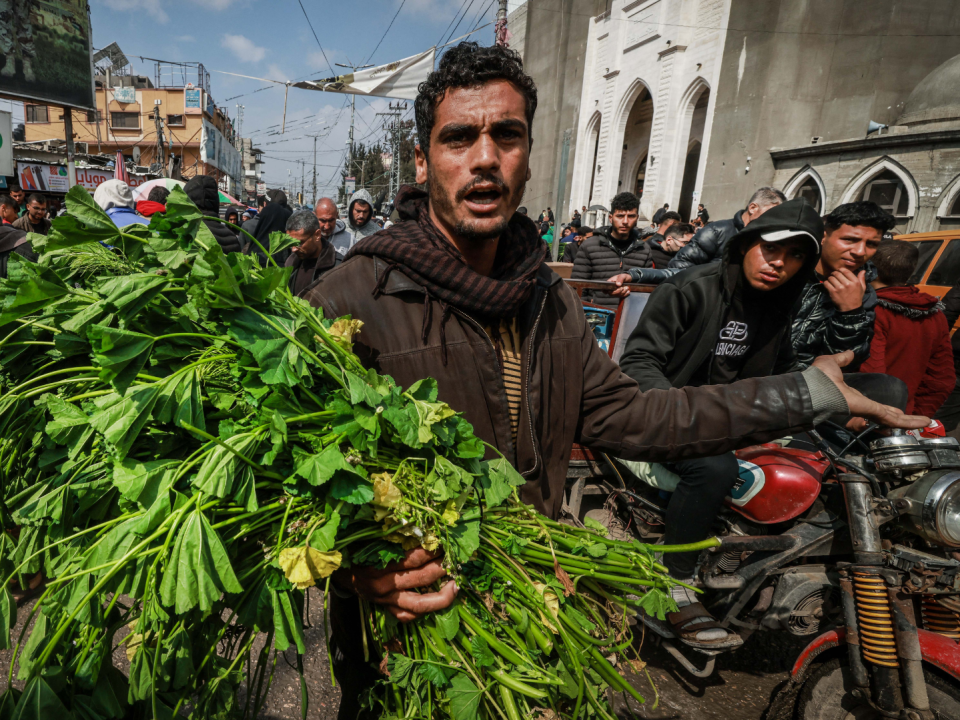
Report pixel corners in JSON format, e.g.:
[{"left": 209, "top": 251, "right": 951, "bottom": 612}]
[{"left": 566, "top": 426, "right": 960, "bottom": 719}]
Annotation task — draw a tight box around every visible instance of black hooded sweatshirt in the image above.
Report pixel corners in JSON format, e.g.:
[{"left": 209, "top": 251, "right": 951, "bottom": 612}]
[
  {"left": 183, "top": 176, "right": 242, "bottom": 255},
  {"left": 620, "top": 199, "right": 822, "bottom": 392}
]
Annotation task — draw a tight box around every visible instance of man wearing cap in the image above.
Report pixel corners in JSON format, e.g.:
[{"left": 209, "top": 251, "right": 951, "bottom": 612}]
[{"left": 617, "top": 198, "right": 824, "bottom": 651}]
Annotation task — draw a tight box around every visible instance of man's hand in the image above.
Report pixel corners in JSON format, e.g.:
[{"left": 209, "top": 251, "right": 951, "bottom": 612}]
[
  {"left": 606, "top": 273, "right": 633, "bottom": 298},
  {"left": 823, "top": 268, "right": 866, "bottom": 312},
  {"left": 812, "top": 352, "right": 928, "bottom": 429},
  {"left": 333, "top": 547, "right": 457, "bottom": 622}
]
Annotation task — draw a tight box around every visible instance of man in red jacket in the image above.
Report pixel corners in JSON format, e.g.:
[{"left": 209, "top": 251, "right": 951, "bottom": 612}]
[{"left": 861, "top": 240, "right": 955, "bottom": 416}]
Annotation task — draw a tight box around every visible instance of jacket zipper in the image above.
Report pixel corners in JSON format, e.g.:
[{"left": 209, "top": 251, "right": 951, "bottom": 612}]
[
  {"left": 450, "top": 287, "right": 549, "bottom": 476},
  {"left": 521, "top": 288, "right": 550, "bottom": 477}
]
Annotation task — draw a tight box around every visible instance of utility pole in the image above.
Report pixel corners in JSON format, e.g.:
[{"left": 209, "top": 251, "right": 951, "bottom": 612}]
[
  {"left": 335, "top": 62, "right": 373, "bottom": 201},
  {"left": 153, "top": 102, "right": 166, "bottom": 173},
  {"left": 234, "top": 104, "right": 244, "bottom": 151},
  {"left": 300, "top": 159, "right": 305, "bottom": 204},
  {"left": 376, "top": 103, "right": 406, "bottom": 204},
  {"left": 305, "top": 128, "right": 328, "bottom": 207},
  {"left": 496, "top": 0, "right": 509, "bottom": 47}
]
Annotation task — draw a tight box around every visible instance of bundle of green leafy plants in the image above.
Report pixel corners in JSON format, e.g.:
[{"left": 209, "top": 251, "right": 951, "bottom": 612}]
[{"left": 0, "top": 186, "right": 713, "bottom": 720}]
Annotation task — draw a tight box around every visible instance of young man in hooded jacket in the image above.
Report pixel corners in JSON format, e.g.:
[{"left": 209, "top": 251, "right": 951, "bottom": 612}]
[
  {"left": 618, "top": 198, "right": 823, "bottom": 650},
  {"left": 330, "top": 188, "right": 379, "bottom": 256},
  {"left": 183, "top": 176, "right": 242, "bottom": 255},
  {"left": 299, "top": 43, "right": 926, "bottom": 719}
]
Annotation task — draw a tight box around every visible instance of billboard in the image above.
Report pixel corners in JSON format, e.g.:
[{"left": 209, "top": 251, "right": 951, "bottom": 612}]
[
  {"left": 0, "top": 111, "right": 13, "bottom": 177},
  {"left": 184, "top": 87, "right": 202, "bottom": 114},
  {"left": 200, "top": 118, "right": 242, "bottom": 182},
  {"left": 18, "top": 163, "right": 150, "bottom": 193},
  {"left": 0, "top": 1, "right": 95, "bottom": 110}
]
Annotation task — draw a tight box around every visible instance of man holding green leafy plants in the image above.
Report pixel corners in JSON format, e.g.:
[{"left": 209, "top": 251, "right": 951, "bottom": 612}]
[{"left": 303, "top": 42, "right": 927, "bottom": 718}]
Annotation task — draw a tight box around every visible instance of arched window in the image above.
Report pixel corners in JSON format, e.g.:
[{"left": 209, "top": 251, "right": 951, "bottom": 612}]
[
  {"left": 794, "top": 177, "right": 823, "bottom": 213},
  {"left": 857, "top": 170, "right": 909, "bottom": 216},
  {"left": 635, "top": 156, "right": 647, "bottom": 197},
  {"left": 949, "top": 193, "right": 960, "bottom": 217}
]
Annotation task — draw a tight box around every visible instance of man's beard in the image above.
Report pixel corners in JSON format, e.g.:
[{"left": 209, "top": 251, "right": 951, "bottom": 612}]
[{"left": 428, "top": 168, "right": 525, "bottom": 246}]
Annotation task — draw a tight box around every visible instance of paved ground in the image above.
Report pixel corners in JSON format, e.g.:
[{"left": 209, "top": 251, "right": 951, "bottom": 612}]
[{"left": 1, "top": 589, "right": 806, "bottom": 720}]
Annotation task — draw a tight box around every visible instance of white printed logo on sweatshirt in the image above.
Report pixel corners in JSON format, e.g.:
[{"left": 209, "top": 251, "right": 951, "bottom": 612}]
[{"left": 716, "top": 321, "right": 749, "bottom": 357}]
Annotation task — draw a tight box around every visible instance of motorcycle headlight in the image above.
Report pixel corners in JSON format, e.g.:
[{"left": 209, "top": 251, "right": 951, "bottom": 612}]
[{"left": 924, "top": 474, "right": 960, "bottom": 547}]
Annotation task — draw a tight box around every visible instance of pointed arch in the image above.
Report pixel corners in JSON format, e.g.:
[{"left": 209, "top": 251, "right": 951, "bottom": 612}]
[
  {"left": 614, "top": 78, "right": 655, "bottom": 137},
  {"left": 783, "top": 165, "right": 827, "bottom": 211},
  {"left": 936, "top": 174, "right": 960, "bottom": 218},
  {"left": 839, "top": 156, "right": 918, "bottom": 217}
]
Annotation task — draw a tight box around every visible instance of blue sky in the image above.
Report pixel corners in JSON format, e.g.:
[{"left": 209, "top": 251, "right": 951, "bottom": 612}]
[{"left": 86, "top": 0, "right": 499, "bottom": 195}]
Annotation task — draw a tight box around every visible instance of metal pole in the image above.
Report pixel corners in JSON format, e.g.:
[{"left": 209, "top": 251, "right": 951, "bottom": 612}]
[
  {"left": 63, "top": 107, "right": 77, "bottom": 189},
  {"left": 347, "top": 92, "right": 355, "bottom": 200},
  {"left": 312, "top": 135, "right": 317, "bottom": 206},
  {"left": 496, "top": 0, "right": 509, "bottom": 47}
]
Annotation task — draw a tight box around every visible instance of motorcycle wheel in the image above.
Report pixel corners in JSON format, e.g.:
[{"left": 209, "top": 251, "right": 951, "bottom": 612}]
[{"left": 794, "top": 657, "right": 960, "bottom": 720}]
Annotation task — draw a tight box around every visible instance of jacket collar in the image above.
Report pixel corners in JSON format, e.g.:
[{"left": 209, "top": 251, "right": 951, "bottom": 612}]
[{"left": 596, "top": 226, "right": 644, "bottom": 255}]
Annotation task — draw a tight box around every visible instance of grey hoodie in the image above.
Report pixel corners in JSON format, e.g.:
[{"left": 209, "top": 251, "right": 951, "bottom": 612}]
[
  {"left": 345, "top": 188, "right": 379, "bottom": 247},
  {"left": 328, "top": 219, "right": 353, "bottom": 258}
]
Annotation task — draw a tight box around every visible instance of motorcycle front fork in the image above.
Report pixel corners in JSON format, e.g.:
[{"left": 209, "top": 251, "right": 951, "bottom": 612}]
[{"left": 839, "top": 473, "right": 933, "bottom": 719}]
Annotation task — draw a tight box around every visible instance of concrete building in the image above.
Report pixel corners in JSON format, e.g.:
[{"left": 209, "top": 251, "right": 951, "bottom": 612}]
[
  {"left": 240, "top": 138, "right": 265, "bottom": 205},
  {"left": 22, "top": 61, "right": 243, "bottom": 196},
  {"left": 513, "top": 0, "right": 960, "bottom": 233}
]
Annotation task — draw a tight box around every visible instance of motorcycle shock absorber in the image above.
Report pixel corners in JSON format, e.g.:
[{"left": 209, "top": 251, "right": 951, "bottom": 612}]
[
  {"left": 920, "top": 596, "right": 960, "bottom": 640},
  {"left": 852, "top": 568, "right": 899, "bottom": 668}
]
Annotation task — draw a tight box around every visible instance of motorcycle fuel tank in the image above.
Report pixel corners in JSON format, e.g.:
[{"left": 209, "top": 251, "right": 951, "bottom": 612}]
[{"left": 727, "top": 444, "right": 829, "bottom": 524}]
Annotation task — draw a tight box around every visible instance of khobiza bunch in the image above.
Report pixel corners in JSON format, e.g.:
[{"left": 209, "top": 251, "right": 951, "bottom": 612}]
[{"left": 0, "top": 186, "right": 704, "bottom": 720}]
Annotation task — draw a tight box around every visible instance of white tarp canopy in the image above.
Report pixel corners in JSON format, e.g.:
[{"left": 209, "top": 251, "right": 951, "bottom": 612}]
[{"left": 292, "top": 48, "right": 435, "bottom": 100}]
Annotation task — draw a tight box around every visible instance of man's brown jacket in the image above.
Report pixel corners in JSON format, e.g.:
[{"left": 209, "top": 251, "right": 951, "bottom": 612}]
[{"left": 304, "top": 256, "right": 823, "bottom": 520}]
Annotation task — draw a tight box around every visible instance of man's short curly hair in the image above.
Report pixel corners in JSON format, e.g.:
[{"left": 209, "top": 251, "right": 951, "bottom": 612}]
[{"left": 415, "top": 42, "right": 537, "bottom": 158}]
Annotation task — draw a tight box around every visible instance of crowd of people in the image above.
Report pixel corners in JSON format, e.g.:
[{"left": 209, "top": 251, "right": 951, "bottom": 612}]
[{"left": 0, "top": 40, "right": 941, "bottom": 716}]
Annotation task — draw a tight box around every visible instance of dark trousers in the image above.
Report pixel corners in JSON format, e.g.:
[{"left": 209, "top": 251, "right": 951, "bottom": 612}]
[
  {"left": 935, "top": 378, "right": 960, "bottom": 431},
  {"left": 329, "top": 591, "right": 380, "bottom": 720},
  {"left": 661, "top": 452, "right": 740, "bottom": 578}
]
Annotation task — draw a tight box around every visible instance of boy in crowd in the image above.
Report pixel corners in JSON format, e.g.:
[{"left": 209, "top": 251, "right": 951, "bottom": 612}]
[
  {"left": 561, "top": 225, "right": 592, "bottom": 264},
  {"left": 647, "top": 221, "right": 695, "bottom": 268},
  {"left": 860, "top": 240, "right": 954, "bottom": 416},
  {"left": 618, "top": 198, "right": 823, "bottom": 650}
]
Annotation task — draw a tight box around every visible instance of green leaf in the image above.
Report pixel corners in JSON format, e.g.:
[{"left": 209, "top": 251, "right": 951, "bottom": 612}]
[
  {"left": 386, "top": 653, "right": 416, "bottom": 689},
  {"left": 36, "top": 394, "right": 90, "bottom": 449},
  {"left": 0, "top": 586, "right": 14, "bottom": 651},
  {"left": 192, "top": 433, "right": 262, "bottom": 510},
  {"left": 479, "top": 458, "right": 524, "bottom": 509},
  {"left": 448, "top": 520, "right": 481, "bottom": 564},
  {"left": 406, "top": 378, "right": 438, "bottom": 402},
  {"left": 448, "top": 673, "right": 483, "bottom": 720},
  {"left": 330, "top": 475, "right": 374, "bottom": 504},
  {"left": 97, "top": 273, "right": 169, "bottom": 321},
  {"left": 112, "top": 459, "right": 178, "bottom": 508},
  {"left": 45, "top": 185, "right": 121, "bottom": 248},
  {"left": 8, "top": 677, "right": 70, "bottom": 720},
  {"left": 584, "top": 517, "right": 609, "bottom": 537},
  {"left": 154, "top": 369, "right": 206, "bottom": 432},
  {"left": 271, "top": 589, "right": 305, "bottom": 654},
  {"left": 161, "top": 626, "right": 195, "bottom": 690},
  {"left": 637, "top": 588, "right": 677, "bottom": 622},
  {"left": 86, "top": 325, "right": 154, "bottom": 393},
  {"left": 434, "top": 604, "right": 460, "bottom": 641},
  {"left": 293, "top": 444, "right": 362, "bottom": 487},
  {"left": 419, "top": 661, "right": 453, "bottom": 689},
  {"left": 225, "top": 308, "right": 306, "bottom": 387},
  {"left": 159, "top": 509, "right": 243, "bottom": 614},
  {"left": 0, "top": 264, "right": 70, "bottom": 328},
  {"left": 308, "top": 511, "right": 340, "bottom": 552},
  {"left": 89, "top": 384, "right": 160, "bottom": 460},
  {"left": 469, "top": 636, "right": 495, "bottom": 667},
  {"left": 584, "top": 543, "right": 607, "bottom": 558}
]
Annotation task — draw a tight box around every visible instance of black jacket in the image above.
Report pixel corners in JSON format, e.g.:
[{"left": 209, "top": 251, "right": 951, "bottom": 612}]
[
  {"left": 183, "top": 176, "right": 243, "bottom": 255},
  {"left": 620, "top": 223, "right": 813, "bottom": 392},
  {"left": 571, "top": 226, "right": 652, "bottom": 307},
  {"left": 285, "top": 241, "right": 340, "bottom": 296},
  {"left": 628, "top": 210, "right": 746, "bottom": 284},
  {"left": 790, "top": 264, "right": 879, "bottom": 369},
  {"left": 645, "top": 235, "right": 674, "bottom": 268},
  {"left": 0, "top": 225, "right": 36, "bottom": 278}
]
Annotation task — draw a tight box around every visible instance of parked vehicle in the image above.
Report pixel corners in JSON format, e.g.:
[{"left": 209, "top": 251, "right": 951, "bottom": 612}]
[{"left": 565, "top": 425, "right": 960, "bottom": 719}]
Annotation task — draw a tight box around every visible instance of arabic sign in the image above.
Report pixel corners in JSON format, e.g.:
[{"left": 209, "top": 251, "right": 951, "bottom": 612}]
[
  {"left": 200, "top": 118, "right": 242, "bottom": 181},
  {"left": 18, "top": 163, "right": 150, "bottom": 192},
  {"left": 0, "top": 1, "right": 96, "bottom": 110},
  {"left": 345, "top": 177, "right": 356, "bottom": 197},
  {"left": 185, "top": 88, "right": 202, "bottom": 114},
  {"left": 113, "top": 87, "right": 136, "bottom": 104},
  {"left": 0, "top": 111, "right": 13, "bottom": 177}
]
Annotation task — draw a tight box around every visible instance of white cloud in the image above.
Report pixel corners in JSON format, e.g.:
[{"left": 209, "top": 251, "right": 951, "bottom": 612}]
[
  {"left": 101, "top": 0, "right": 168, "bottom": 23},
  {"left": 267, "top": 64, "right": 288, "bottom": 82},
  {"left": 221, "top": 34, "right": 267, "bottom": 63},
  {"left": 308, "top": 51, "right": 334, "bottom": 72}
]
